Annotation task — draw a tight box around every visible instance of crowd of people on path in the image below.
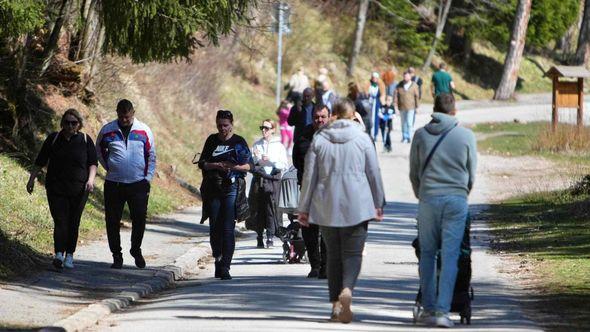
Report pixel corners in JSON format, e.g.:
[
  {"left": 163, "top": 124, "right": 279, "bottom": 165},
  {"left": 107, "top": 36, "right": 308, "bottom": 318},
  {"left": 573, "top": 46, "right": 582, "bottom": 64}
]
[{"left": 26, "top": 61, "right": 468, "bottom": 328}]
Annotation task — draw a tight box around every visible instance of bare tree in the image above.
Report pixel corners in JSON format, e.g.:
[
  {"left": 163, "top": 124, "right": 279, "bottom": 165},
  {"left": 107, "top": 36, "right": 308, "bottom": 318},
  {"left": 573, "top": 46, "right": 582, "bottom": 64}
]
[
  {"left": 575, "top": 0, "right": 590, "bottom": 66},
  {"left": 422, "top": 0, "right": 453, "bottom": 72},
  {"left": 347, "top": 0, "right": 369, "bottom": 78},
  {"left": 494, "top": 0, "right": 532, "bottom": 100}
]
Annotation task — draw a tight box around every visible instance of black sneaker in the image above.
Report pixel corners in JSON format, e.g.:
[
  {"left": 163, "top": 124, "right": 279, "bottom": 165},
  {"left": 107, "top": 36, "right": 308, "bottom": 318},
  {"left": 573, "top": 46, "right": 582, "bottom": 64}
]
[
  {"left": 111, "top": 254, "right": 123, "bottom": 269},
  {"left": 130, "top": 249, "right": 146, "bottom": 269},
  {"left": 307, "top": 268, "right": 319, "bottom": 278},
  {"left": 214, "top": 261, "right": 222, "bottom": 278},
  {"left": 220, "top": 268, "right": 232, "bottom": 280},
  {"left": 52, "top": 258, "right": 64, "bottom": 270},
  {"left": 266, "top": 240, "right": 274, "bottom": 248},
  {"left": 256, "top": 236, "right": 265, "bottom": 248}
]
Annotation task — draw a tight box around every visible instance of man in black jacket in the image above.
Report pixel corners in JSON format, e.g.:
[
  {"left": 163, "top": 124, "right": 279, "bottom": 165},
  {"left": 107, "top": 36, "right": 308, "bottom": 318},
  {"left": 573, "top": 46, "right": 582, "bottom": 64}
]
[
  {"left": 293, "top": 104, "right": 330, "bottom": 278},
  {"left": 287, "top": 87, "right": 315, "bottom": 141}
]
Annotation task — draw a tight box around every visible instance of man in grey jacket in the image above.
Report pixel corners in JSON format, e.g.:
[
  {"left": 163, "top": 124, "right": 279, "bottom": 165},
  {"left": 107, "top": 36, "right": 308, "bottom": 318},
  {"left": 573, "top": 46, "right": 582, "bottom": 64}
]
[{"left": 409, "top": 93, "right": 477, "bottom": 328}]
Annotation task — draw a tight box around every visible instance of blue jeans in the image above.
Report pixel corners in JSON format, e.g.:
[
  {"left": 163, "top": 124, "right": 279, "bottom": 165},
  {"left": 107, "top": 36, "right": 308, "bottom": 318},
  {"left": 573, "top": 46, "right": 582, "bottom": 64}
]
[
  {"left": 399, "top": 109, "right": 416, "bottom": 142},
  {"left": 417, "top": 195, "right": 468, "bottom": 314},
  {"left": 208, "top": 183, "right": 237, "bottom": 269}
]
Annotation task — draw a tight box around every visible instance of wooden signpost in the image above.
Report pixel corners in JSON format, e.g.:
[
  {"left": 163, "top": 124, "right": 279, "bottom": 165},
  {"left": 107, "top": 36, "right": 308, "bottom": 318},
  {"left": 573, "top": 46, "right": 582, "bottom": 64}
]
[{"left": 546, "top": 66, "right": 590, "bottom": 131}]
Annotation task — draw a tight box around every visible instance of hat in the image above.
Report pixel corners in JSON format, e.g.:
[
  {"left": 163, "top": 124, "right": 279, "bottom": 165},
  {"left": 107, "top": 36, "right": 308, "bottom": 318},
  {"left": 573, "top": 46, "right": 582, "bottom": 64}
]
[{"left": 372, "top": 72, "right": 380, "bottom": 79}]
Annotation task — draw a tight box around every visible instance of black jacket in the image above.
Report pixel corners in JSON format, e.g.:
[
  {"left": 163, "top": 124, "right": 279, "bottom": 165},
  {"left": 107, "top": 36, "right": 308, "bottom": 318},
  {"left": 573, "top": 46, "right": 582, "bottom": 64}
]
[
  {"left": 292, "top": 125, "right": 315, "bottom": 185},
  {"left": 287, "top": 102, "right": 315, "bottom": 140}
]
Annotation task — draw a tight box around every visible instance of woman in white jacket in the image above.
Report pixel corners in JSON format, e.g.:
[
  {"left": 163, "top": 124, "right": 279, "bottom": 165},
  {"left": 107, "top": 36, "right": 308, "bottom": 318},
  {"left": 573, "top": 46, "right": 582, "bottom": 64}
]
[
  {"left": 251, "top": 119, "right": 288, "bottom": 248},
  {"left": 298, "top": 100, "right": 385, "bottom": 323}
]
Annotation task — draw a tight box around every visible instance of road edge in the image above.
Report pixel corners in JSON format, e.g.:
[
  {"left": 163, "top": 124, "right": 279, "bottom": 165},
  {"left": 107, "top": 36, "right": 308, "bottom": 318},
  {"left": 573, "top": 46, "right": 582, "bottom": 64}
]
[{"left": 50, "top": 245, "right": 211, "bottom": 332}]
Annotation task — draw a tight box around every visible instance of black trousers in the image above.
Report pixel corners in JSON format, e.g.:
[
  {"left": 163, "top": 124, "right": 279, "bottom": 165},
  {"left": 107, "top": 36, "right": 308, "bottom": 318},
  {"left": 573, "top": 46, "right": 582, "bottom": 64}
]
[
  {"left": 47, "top": 189, "right": 89, "bottom": 254},
  {"left": 302, "top": 224, "right": 327, "bottom": 270},
  {"left": 379, "top": 119, "right": 392, "bottom": 150},
  {"left": 104, "top": 180, "right": 150, "bottom": 255},
  {"left": 256, "top": 191, "right": 277, "bottom": 240}
]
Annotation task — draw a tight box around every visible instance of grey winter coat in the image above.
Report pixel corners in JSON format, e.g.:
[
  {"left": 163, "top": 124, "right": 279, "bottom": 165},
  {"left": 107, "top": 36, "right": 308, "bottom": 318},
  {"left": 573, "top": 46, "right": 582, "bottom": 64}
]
[
  {"left": 409, "top": 112, "right": 477, "bottom": 199},
  {"left": 298, "top": 119, "right": 385, "bottom": 227}
]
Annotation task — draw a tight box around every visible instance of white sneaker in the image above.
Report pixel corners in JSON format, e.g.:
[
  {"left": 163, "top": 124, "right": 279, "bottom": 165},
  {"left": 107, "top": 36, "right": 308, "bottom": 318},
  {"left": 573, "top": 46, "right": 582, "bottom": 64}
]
[
  {"left": 416, "top": 310, "right": 436, "bottom": 326},
  {"left": 64, "top": 253, "right": 74, "bottom": 268},
  {"left": 435, "top": 312, "right": 454, "bottom": 328}
]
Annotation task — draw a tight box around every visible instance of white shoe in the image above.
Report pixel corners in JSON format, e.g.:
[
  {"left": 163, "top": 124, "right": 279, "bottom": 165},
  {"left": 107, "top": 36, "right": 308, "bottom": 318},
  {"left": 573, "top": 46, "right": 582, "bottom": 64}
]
[
  {"left": 416, "top": 310, "right": 436, "bottom": 326},
  {"left": 64, "top": 253, "right": 74, "bottom": 269},
  {"left": 435, "top": 312, "right": 454, "bottom": 328}
]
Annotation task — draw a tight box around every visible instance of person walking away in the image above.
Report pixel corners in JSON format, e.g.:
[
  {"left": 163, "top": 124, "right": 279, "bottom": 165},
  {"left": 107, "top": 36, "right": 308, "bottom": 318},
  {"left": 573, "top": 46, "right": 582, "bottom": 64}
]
[
  {"left": 379, "top": 95, "right": 394, "bottom": 152},
  {"left": 382, "top": 67, "right": 398, "bottom": 97},
  {"left": 298, "top": 100, "right": 385, "bottom": 323},
  {"left": 409, "top": 93, "right": 477, "bottom": 328},
  {"left": 394, "top": 71, "right": 420, "bottom": 143},
  {"left": 364, "top": 72, "right": 385, "bottom": 141},
  {"left": 292, "top": 104, "right": 330, "bottom": 278},
  {"left": 320, "top": 80, "right": 337, "bottom": 113},
  {"left": 408, "top": 67, "right": 424, "bottom": 99},
  {"left": 96, "top": 99, "right": 156, "bottom": 269},
  {"left": 287, "top": 87, "right": 315, "bottom": 141},
  {"left": 276, "top": 100, "right": 294, "bottom": 153},
  {"left": 251, "top": 119, "right": 288, "bottom": 248},
  {"left": 27, "top": 109, "right": 98, "bottom": 270},
  {"left": 347, "top": 82, "right": 372, "bottom": 135},
  {"left": 286, "top": 67, "right": 310, "bottom": 104},
  {"left": 198, "top": 110, "right": 253, "bottom": 280},
  {"left": 430, "top": 62, "right": 455, "bottom": 98}
]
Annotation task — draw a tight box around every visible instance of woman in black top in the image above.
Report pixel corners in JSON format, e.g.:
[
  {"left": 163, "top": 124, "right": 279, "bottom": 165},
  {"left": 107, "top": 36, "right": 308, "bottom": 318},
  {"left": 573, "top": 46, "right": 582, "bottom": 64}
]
[
  {"left": 198, "top": 110, "right": 252, "bottom": 280},
  {"left": 26, "top": 109, "right": 98, "bottom": 270}
]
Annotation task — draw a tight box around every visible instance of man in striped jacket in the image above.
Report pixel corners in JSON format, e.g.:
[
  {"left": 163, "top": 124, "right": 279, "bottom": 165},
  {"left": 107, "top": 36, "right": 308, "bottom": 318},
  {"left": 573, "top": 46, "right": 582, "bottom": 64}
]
[{"left": 96, "top": 99, "right": 156, "bottom": 269}]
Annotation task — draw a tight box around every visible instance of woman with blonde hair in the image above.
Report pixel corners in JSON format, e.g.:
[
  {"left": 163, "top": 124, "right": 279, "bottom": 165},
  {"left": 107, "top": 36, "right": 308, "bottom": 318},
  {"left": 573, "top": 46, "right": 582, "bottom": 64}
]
[{"left": 298, "top": 99, "right": 385, "bottom": 323}]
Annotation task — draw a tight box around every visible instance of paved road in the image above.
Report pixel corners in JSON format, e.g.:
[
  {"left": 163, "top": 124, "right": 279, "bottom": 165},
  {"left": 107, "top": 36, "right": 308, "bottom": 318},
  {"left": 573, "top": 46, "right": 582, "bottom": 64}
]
[{"left": 90, "top": 109, "right": 545, "bottom": 331}]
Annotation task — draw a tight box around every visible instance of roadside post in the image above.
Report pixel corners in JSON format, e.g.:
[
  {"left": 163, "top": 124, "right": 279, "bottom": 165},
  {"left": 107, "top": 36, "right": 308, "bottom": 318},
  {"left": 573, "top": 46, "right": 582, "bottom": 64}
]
[
  {"left": 546, "top": 66, "right": 590, "bottom": 131},
  {"left": 272, "top": 2, "right": 291, "bottom": 106}
]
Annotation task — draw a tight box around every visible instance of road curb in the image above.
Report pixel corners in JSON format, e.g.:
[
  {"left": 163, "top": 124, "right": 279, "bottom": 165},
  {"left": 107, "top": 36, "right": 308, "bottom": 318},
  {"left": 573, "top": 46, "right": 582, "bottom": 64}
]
[{"left": 50, "top": 245, "right": 211, "bottom": 332}]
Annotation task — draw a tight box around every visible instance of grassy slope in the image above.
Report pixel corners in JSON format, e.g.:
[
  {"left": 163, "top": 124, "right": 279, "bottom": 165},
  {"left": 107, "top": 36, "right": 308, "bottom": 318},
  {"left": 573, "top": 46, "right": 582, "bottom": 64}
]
[{"left": 473, "top": 122, "right": 590, "bottom": 331}]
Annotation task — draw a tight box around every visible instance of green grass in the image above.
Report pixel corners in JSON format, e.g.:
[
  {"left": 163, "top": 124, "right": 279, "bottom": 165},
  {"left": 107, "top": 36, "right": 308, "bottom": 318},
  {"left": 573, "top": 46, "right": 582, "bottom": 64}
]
[
  {"left": 484, "top": 185, "right": 590, "bottom": 331},
  {"left": 472, "top": 122, "right": 590, "bottom": 165}
]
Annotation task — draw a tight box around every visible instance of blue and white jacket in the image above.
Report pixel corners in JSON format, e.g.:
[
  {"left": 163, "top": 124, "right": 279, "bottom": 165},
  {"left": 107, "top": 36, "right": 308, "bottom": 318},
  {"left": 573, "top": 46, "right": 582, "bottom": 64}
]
[{"left": 96, "top": 118, "right": 156, "bottom": 183}]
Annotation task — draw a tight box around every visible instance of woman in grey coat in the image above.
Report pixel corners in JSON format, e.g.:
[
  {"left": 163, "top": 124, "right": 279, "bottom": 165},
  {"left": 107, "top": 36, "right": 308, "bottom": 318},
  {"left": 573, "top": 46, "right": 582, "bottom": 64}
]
[{"left": 298, "top": 99, "right": 385, "bottom": 324}]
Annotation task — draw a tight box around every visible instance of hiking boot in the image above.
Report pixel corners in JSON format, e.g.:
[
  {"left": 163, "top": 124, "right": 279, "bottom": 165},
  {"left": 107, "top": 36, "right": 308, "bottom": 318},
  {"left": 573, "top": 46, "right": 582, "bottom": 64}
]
[
  {"left": 111, "top": 253, "right": 123, "bottom": 269},
  {"left": 220, "top": 268, "right": 232, "bottom": 280},
  {"left": 416, "top": 310, "right": 436, "bottom": 326},
  {"left": 338, "top": 288, "right": 353, "bottom": 323},
  {"left": 130, "top": 249, "right": 146, "bottom": 269},
  {"left": 435, "top": 312, "right": 454, "bottom": 328},
  {"left": 64, "top": 253, "right": 74, "bottom": 269},
  {"left": 53, "top": 252, "right": 64, "bottom": 270},
  {"left": 307, "top": 268, "right": 319, "bottom": 278},
  {"left": 256, "top": 236, "right": 265, "bottom": 248},
  {"left": 214, "top": 260, "right": 222, "bottom": 278}
]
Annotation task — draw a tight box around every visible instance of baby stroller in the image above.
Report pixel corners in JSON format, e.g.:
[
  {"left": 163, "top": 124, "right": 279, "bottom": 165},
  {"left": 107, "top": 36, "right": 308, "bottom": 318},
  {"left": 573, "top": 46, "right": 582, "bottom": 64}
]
[
  {"left": 412, "top": 214, "right": 474, "bottom": 325},
  {"left": 276, "top": 166, "right": 306, "bottom": 264}
]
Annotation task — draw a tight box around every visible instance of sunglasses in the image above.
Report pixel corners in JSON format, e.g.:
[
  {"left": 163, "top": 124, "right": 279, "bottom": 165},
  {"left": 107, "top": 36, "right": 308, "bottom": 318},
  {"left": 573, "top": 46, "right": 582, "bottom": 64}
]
[
  {"left": 64, "top": 120, "right": 79, "bottom": 126},
  {"left": 259, "top": 126, "right": 272, "bottom": 131}
]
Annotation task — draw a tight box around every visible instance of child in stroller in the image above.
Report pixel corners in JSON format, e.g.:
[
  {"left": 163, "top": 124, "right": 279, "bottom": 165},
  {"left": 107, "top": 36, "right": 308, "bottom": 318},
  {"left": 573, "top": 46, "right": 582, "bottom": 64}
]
[{"left": 276, "top": 166, "right": 307, "bottom": 264}]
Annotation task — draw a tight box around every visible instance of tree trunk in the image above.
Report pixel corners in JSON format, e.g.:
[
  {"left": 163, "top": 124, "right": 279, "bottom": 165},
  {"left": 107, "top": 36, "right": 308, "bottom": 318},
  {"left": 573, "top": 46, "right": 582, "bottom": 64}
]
[
  {"left": 575, "top": 0, "right": 590, "bottom": 66},
  {"left": 422, "top": 0, "right": 453, "bottom": 71},
  {"left": 494, "top": 0, "right": 532, "bottom": 100},
  {"left": 76, "top": 0, "right": 99, "bottom": 61},
  {"left": 347, "top": 0, "right": 369, "bottom": 78},
  {"left": 39, "top": 0, "right": 72, "bottom": 77}
]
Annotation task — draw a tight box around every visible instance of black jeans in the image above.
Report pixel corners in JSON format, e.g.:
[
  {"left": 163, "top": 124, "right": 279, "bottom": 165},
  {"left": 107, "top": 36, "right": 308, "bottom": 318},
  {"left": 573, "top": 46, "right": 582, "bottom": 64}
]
[
  {"left": 104, "top": 179, "right": 150, "bottom": 256},
  {"left": 256, "top": 190, "right": 277, "bottom": 240},
  {"left": 47, "top": 189, "right": 89, "bottom": 254},
  {"left": 208, "top": 183, "right": 237, "bottom": 269},
  {"left": 379, "top": 119, "right": 392, "bottom": 150},
  {"left": 321, "top": 222, "right": 368, "bottom": 302},
  {"left": 302, "top": 224, "right": 327, "bottom": 271}
]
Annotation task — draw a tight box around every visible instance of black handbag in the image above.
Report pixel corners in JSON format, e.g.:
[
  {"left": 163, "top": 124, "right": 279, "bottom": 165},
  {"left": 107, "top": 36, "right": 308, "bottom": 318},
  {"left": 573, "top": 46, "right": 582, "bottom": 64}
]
[{"left": 235, "top": 177, "right": 249, "bottom": 223}]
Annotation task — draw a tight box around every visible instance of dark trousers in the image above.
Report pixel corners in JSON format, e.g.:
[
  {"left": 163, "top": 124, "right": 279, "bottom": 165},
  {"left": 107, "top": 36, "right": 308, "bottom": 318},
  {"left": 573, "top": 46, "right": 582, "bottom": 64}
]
[
  {"left": 302, "top": 224, "right": 327, "bottom": 270},
  {"left": 321, "top": 222, "right": 368, "bottom": 302},
  {"left": 379, "top": 119, "right": 392, "bottom": 150},
  {"left": 208, "top": 184, "right": 237, "bottom": 269},
  {"left": 47, "top": 190, "right": 89, "bottom": 254},
  {"left": 104, "top": 179, "right": 150, "bottom": 256},
  {"left": 256, "top": 191, "right": 276, "bottom": 240}
]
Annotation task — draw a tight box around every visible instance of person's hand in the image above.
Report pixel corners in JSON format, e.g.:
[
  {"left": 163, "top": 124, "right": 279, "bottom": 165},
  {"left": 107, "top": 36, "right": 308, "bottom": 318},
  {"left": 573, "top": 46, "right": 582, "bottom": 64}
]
[
  {"left": 85, "top": 179, "right": 95, "bottom": 192},
  {"left": 221, "top": 161, "right": 236, "bottom": 171},
  {"left": 298, "top": 212, "right": 310, "bottom": 227},
  {"left": 375, "top": 208, "right": 384, "bottom": 221},
  {"left": 26, "top": 179, "right": 34, "bottom": 194}
]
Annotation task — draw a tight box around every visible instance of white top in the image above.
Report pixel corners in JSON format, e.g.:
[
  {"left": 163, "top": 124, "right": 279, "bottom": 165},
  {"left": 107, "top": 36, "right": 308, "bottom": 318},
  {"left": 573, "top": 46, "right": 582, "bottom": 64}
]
[{"left": 252, "top": 136, "right": 288, "bottom": 175}]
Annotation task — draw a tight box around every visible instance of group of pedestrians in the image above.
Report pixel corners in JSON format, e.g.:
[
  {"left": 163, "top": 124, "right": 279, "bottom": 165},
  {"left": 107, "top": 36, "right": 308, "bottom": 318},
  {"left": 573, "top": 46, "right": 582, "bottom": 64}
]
[{"left": 28, "top": 99, "right": 156, "bottom": 270}]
